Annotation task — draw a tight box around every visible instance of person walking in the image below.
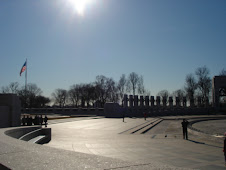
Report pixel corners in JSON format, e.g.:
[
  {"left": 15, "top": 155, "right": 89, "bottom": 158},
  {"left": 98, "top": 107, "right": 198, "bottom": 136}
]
[
  {"left": 44, "top": 115, "right": 48, "bottom": 127},
  {"left": 223, "top": 132, "right": 226, "bottom": 166},
  {"left": 144, "top": 112, "right": 147, "bottom": 121},
  {"left": 181, "top": 119, "right": 189, "bottom": 140}
]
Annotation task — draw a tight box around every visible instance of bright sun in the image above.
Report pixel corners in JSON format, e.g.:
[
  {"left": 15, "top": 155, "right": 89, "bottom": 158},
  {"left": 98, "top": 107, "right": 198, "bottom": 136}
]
[{"left": 68, "top": 0, "right": 94, "bottom": 16}]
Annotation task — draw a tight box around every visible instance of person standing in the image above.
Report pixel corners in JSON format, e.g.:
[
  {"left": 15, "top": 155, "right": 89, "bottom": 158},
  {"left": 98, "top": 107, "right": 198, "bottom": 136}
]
[
  {"left": 44, "top": 115, "right": 48, "bottom": 127},
  {"left": 40, "top": 115, "right": 43, "bottom": 125},
  {"left": 144, "top": 112, "right": 147, "bottom": 121},
  {"left": 181, "top": 119, "right": 189, "bottom": 140},
  {"left": 22, "top": 115, "right": 26, "bottom": 126}
]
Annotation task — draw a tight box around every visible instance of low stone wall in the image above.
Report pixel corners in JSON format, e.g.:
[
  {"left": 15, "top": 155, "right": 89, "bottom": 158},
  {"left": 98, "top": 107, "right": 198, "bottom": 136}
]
[
  {"left": 5, "top": 126, "right": 51, "bottom": 144},
  {"left": 22, "top": 108, "right": 104, "bottom": 116}
]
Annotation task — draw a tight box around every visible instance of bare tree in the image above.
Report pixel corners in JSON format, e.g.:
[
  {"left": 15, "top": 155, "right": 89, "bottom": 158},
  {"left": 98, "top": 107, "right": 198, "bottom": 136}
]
[
  {"left": 81, "top": 83, "right": 96, "bottom": 107},
  {"left": 219, "top": 68, "right": 226, "bottom": 76},
  {"left": 68, "top": 84, "right": 81, "bottom": 107},
  {"left": 184, "top": 73, "right": 197, "bottom": 101},
  {"left": 157, "top": 90, "right": 170, "bottom": 99},
  {"left": 127, "top": 72, "right": 144, "bottom": 96},
  {"left": 137, "top": 75, "right": 145, "bottom": 95},
  {"left": 95, "top": 75, "right": 118, "bottom": 106},
  {"left": 172, "top": 89, "right": 185, "bottom": 101},
  {"left": 1, "top": 86, "right": 10, "bottom": 93},
  {"left": 195, "top": 66, "right": 211, "bottom": 103},
  {"left": 52, "top": 89, "right": 68, "bottom": 107},
  {"left": 1, "top": 82, "right": 19, "bottom": 94},
  {"left": 18, "top": 83, "right": 42, "bottom": 108},
  {"left": 9, "top": 82, "right": 20, "bottom": 93},
  {"left": 117, "top": 74, "right": 127, "bottom": 102}
]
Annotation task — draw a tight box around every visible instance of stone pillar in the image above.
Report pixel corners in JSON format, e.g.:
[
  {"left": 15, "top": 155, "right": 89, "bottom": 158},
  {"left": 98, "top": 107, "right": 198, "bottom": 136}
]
[
  {"left": 150, "top": 96, "right": 155, "bottom": 106},
  {"left": 197, "top": 97, "right": 201, "bottom": 107},
  {"left": 134, "top": 95, "right": 138, "bottom": 107},
  {"left": 176, "top": 97, "right": 180, "bottom": 107},
  {"left": 183, "top": 97, "right": 187, "bottom": 107},
  {"left": 162, "top": 97, "right": 167, "bottom": 107},
  {"left": 156, "top": 96, "right": 160, "bottom": 107},
  {"left": 129, "top": 95, "right": 133, "bottom": 107},
  {"left": 140, "top": 96, "right": 144, "bottom": 107},
  {"left": 123, "top": 94, "right": 128, "bottom": 108},
  {"left": 145, "top": 96, "right": 149, "bottom": 107},
  {"left": 0, "top": 94, "right": 21, "bottom": 128},
  {"left": 169, "top": 97, "right": 173, "bottom": 107},
  {"left": 190, "top": 97, "right": 194, "bottom": 107},
  {"left": 205, "top": 97, "right": 209, "bottom": 107}
]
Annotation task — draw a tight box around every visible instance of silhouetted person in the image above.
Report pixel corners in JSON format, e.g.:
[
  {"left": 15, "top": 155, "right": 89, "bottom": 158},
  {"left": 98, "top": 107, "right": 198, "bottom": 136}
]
[
  {"left": 181, "top": 119, "right": 189, "bottom": 140},
  {"left": 34, "top": 115, "right": 38, "bottom": 125},
  {"left": 144, "top": 112, "right": 147, "bottom": 121},
  {"left": 22, "top": 115, "right": 26, "bottom": 126},
  {"left": 44, "top": 115, "right": 48, "bottom": 127},
  {"left": 37, "top": 115, "right": 40, "bottom": 125},
  {"left": 40, "top": 115, "right": 43, "bottom": 125},
  {"left": 223, "top": 132, "right": 226, "bottom": 166},
  {"left": 122, "top": 113, "right": 125, "bottom": 122},
  {"left": 27, "top": 116, "right": 31, "bottom": 126},
  {"left": 26, "top": 116, "right": 29, "bottom": 126}
]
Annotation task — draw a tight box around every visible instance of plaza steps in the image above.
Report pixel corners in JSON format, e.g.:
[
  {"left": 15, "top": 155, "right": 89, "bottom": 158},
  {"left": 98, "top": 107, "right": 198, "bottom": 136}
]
[
  {"left": 5, "top": 126, "right": 51, "bottom": 145},
  {"left": 119, "top": 118, "right": 163, "bottom": 135}
]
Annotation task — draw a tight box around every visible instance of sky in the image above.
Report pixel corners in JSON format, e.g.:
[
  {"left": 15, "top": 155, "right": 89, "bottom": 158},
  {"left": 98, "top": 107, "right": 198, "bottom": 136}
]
[{"left": 0, "top": 0, "right": 226, "bottom": 97}]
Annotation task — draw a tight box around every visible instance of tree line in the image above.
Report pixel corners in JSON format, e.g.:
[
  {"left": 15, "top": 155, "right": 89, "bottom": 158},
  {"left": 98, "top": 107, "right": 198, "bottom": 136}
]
[
  {"left": 1, "top": 72, "right": 148, "bottom": 108},
  {"left": 157, "top": 67, "right": 226, "bottom": 106},
  {"left": 1, "top": 68, "right": 225, "bottom": 108}
]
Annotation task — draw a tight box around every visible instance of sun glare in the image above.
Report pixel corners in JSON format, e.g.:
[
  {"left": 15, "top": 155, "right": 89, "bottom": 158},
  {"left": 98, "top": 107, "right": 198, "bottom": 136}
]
[{"left": 68, "top": 0, "right": 94, "bottom": 16}]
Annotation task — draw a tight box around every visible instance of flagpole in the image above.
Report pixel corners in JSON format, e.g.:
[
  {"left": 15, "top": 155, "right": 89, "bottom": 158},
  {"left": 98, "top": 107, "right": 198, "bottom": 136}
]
[{"left": 25, "top": 58, "right": 27, "bottom": 91}]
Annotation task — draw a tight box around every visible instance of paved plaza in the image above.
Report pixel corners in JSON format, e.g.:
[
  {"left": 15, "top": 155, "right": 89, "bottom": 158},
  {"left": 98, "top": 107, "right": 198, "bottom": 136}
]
[{"left": 45, "top": 116, "right": 226, "bottom": 169}]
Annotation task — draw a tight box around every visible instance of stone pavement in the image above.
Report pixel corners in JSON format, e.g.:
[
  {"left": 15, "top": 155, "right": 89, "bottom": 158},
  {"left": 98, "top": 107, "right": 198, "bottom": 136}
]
[
  {"left": 0, "top": 125, "right": 186, "bottom": 170},
  {"left": 46, "top": 116, "right": 226, "bottom": 169}
]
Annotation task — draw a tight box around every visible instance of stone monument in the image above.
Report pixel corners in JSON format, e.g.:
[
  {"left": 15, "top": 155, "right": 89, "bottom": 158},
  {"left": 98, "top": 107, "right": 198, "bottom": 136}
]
[{"left": 0, "top": 94, "right": 21, "bottom": 128}]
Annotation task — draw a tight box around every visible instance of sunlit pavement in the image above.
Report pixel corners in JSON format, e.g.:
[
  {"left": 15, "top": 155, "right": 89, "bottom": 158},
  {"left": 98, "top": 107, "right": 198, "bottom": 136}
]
[{"left": 46, "top": 117, "right": 226, "bottom": 169}]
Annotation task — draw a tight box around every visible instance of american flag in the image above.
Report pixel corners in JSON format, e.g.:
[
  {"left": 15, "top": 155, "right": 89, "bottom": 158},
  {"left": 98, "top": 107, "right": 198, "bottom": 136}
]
[{"left": 20, "top": 61, "right": 27, "bottom": 76}]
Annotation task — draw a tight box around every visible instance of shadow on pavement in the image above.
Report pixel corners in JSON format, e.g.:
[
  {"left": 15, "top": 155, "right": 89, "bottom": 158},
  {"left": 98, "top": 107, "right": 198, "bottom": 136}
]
[{"left": 187, "top": 139, "right": 222, "bottom": 148}]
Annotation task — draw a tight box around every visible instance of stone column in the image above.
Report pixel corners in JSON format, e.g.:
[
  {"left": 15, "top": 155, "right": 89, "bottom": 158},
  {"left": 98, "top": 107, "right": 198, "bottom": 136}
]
[
  {"left": 145, "top": 96, "right": 149, "bottom": 107},
  {"left": 134, "top": 95, "right": 138, "bottom": 107},
  {"left": 140, "top": 96, "right": 144, "bottom": 107},
  {"left": 176, "top": 97, "right": 180, "bottom": 107},
  {"left": 129, "top": 95, "right": 133, "bottom": 107},
  {"left": 205, "top": 97, "right": 209, "bottom": 107},
  {"left": 169, "top": 97, "right": 173, "bottom": 107},
  {"left": 197, "top": 97, "right": 201, "bottom": 107},
  {"left": 162, "top": 97, "right": 167, "bottom": 107},
  {"left": 190, "top": 97, "right": 194, "bottom": 107},
  {"left": 156, "top": 96, "right": 160, "bottom": 107},
  {"left": 151, "top": 96, "right": 155, "bottom": 106},
  {"left": 183, "top": 97, "right": 187, "bottom": 107},
  {"left": 123, "top": 94, "right": 128, "bottom": 108},
  {"left": 0, "top": 94, "right": 21, "bottom": 128}
]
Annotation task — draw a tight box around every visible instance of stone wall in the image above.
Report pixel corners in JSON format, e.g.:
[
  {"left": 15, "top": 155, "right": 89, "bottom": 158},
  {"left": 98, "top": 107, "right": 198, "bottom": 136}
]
[{"left": 0, "top": 94, "right": 21, "bottom": 128}]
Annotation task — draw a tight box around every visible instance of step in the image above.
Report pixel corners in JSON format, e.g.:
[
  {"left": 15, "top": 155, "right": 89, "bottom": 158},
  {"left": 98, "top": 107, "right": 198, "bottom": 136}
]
[
  {"left": 119, "top": 119, "right": 156, "bottom": 135},
  {"left": 131, "top": 119, "right": 162, "bottom": 134},
  {"left": 141, "top": 119, "right": 163, "bottom": 134},
  {"left": 28, "top": 135, "right": 46, "bottom": 144}
]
